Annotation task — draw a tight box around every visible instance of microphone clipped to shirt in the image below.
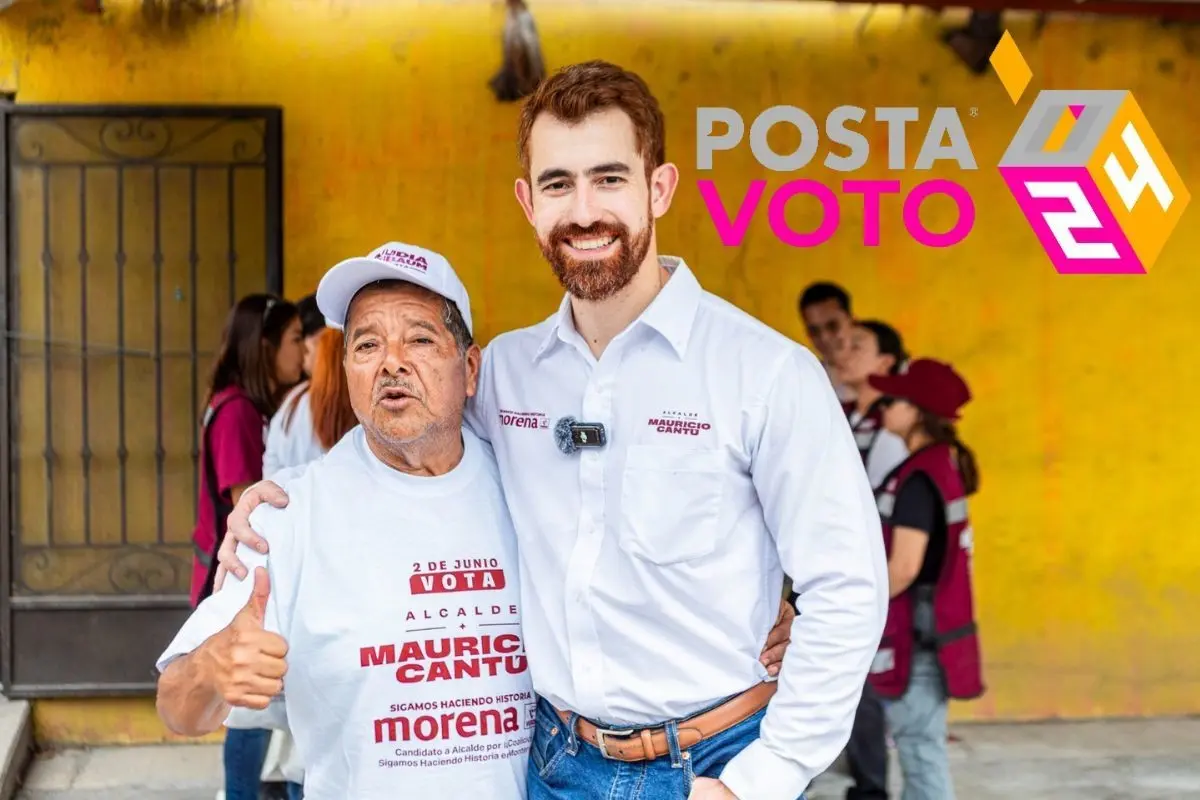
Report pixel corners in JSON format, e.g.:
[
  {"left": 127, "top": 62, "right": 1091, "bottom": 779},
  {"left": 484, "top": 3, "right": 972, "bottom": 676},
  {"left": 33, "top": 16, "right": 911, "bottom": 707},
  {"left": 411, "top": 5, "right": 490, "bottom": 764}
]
[{"left": 553, "top": 416, "right": 607, "bottom": 455}]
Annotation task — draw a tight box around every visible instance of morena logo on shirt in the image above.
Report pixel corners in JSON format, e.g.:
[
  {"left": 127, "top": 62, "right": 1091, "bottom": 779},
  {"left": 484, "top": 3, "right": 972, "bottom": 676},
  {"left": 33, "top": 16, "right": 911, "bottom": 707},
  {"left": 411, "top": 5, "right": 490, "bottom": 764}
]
[
  {"left": 497, "top": 409, "right": 549, "bottom": 430},
  {"left": 373, "top": 700, "right": 530, "bottom": 744},
  {"left": 376, "top": 248, "right": 429, "bottom": 272}
]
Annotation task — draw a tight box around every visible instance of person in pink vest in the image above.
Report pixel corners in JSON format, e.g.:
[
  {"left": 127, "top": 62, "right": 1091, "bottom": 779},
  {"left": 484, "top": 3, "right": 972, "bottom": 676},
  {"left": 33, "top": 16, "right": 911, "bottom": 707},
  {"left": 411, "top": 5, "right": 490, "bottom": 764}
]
[{"left": 864, "top": 359, "right": 985, "bottom": 799}]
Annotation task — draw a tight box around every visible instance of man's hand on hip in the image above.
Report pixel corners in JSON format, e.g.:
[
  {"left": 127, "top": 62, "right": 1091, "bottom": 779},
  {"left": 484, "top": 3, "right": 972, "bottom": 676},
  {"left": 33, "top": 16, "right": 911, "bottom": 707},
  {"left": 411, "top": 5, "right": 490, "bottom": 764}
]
[
  {"left": 758, "top": 598, "right": 795, "bottom": 677},
  {"left": 212, "top": 480, "right": 290, "bottom": 591},
  {"left": 689, "top": 778, "right": 739, "bottom": 799},
  {"left": 198, "top": 567, "right": 289, "bottom": 710}
]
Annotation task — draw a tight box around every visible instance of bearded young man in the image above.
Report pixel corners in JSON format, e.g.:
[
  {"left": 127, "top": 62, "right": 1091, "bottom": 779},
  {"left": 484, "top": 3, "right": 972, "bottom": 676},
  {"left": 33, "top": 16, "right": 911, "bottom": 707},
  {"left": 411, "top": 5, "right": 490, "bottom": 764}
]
[{"left": 215, "top": 61, "right": 886, "bottom": 800}]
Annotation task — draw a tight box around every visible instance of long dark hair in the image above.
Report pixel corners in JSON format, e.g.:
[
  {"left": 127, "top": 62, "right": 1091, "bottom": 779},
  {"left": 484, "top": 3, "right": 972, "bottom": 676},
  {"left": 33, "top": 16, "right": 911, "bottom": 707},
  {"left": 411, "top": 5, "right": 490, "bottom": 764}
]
[
  {"left": 205, "top": 294, "right": 299, "bottom": 419},
  {"left": 918, "top": 411, "right": 980, "bottom": 496}
]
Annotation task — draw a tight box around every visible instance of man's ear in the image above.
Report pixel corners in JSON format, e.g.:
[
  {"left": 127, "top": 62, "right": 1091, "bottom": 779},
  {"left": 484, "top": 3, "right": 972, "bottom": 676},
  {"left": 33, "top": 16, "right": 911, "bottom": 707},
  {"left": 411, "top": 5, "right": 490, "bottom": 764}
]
[
  {"left": 463, "top": 343, "right": 483, "bottom": 398},
  {"left": 648, "top": 162, "right": 680, "bottom": 220},
  {"left": 514, "top": 179, "right": 536, "bottom": 225}
]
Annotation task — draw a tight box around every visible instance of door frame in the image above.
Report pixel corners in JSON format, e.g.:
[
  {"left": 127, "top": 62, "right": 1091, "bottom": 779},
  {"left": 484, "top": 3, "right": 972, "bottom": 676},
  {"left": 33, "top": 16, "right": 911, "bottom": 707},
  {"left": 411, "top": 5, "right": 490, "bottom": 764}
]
[{"left": 0, "top": 102, "right": 283, "bottom": 697}]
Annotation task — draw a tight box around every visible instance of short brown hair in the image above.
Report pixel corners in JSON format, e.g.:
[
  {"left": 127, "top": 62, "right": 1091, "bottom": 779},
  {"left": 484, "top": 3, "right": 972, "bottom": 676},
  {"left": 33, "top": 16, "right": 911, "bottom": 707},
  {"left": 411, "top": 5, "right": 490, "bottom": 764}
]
[{"left": 516, "top": 60, "right": 666, "bottom": 179}]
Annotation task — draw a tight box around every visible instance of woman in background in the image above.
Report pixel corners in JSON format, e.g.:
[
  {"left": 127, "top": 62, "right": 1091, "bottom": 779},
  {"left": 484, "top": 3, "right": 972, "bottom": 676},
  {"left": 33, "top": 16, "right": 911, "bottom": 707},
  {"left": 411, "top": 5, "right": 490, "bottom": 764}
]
[
  {"left": 837, "top": 320, "right": 911, "bottom": 490},
  {"left": 188, "top": 293, "right": 305, "bottom": 800},
  {"left": 835, "top": 319, "right": 910, "bottom": 800},
  {"left": 263, "top": 326, "right": 357, "bottom": 477},
  {"left": 263, "top": 297, "right": 329, "bottom": 475},
  {"left": 866, "top": 358, "right": 986, "bottom": 800}
]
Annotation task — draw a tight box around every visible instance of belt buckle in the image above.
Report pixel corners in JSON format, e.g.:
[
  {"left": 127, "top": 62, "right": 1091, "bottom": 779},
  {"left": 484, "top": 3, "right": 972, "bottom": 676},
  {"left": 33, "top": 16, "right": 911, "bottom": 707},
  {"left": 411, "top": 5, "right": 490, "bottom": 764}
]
[{"left": 593, "top": 726, "right": 635, "bottom": 760}]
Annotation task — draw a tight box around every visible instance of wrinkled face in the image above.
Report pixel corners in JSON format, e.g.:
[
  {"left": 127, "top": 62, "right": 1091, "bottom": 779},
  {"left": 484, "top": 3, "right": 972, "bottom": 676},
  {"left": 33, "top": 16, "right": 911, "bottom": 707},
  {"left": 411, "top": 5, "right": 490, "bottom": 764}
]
[
  {"left": 272, "top": 316, "right": 306, "bottom": 388},
  {"left": 882, "top": 398, "right": 919, "bottom": 438},
  {"left": 802, "top": 299, "right": 852, "bottom": 365},
  {"left": 515, "top": 107, "right": 676, "bottom": 301},
  {"left": 343, "top": 283, "right": 479, "bottom": 449},
  {"left": 838, "top": 325, "right": 895, "bottom": 388}
]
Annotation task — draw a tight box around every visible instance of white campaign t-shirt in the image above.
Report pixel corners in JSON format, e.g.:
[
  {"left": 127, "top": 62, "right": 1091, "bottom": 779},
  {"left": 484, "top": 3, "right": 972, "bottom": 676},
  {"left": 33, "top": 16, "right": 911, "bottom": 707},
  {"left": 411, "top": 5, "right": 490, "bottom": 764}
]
[
  {"left": 263, "top": 384, "right": 326, "bottom": 479},
  {"left": 157, "top": 426, "right": 532, "bottom": 800}
]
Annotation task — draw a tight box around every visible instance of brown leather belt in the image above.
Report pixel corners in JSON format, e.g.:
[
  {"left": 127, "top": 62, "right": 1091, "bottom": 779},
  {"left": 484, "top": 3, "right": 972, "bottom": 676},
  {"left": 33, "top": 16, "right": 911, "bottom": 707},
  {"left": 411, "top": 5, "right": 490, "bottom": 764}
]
[{"left": 555, "top": 681, "right": 777, "bottom": 762}]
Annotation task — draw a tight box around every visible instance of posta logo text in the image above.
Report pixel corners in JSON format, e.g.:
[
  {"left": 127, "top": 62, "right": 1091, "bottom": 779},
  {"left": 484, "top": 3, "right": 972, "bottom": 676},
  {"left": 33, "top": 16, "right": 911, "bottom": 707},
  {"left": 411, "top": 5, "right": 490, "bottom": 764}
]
[
  {"left": 992, "top": 32, "right": 1189, "bottom": 274},
  {"left": 695, "top": 106, "right": 978, "bottom": 249}
]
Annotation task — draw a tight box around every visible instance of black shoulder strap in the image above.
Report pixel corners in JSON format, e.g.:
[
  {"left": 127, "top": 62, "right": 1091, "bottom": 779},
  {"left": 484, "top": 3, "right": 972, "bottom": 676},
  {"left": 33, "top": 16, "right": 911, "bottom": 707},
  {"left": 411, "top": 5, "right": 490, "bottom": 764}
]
[{"left": 196, "top": 394, "right": 240, "bottom": 604}]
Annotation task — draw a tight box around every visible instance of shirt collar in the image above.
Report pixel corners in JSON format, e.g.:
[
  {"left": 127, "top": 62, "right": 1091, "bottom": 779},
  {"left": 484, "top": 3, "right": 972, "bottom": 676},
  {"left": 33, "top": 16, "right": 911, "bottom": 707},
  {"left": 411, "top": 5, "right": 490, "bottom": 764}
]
[
  {"left": 639, "top": 256, "right": 701, "bottom": 358},
  {"left": 533, "top": 255, "right": 702, "bottom": 363}
]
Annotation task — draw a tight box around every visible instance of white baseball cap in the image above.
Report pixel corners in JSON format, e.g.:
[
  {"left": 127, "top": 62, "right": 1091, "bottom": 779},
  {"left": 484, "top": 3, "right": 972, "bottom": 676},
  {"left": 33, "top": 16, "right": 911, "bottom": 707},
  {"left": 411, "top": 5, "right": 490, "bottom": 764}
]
[{"left": 316, "top": 242, "right": 473, "bottom": 335}]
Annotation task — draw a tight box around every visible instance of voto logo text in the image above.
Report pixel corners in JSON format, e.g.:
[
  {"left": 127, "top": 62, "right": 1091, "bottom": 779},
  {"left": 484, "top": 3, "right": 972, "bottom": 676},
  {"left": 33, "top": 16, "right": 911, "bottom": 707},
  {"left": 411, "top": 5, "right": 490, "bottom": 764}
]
[{"left": 696, "top": 106, "right": 978, "bottom": 248}]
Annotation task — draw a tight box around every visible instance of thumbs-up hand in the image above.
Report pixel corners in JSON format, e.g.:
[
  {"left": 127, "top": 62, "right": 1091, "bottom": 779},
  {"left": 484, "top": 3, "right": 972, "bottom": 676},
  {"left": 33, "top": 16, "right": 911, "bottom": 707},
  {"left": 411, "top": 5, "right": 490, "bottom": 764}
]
[{"left": 201, "top": 567, "right": 289, "bottom": 710}]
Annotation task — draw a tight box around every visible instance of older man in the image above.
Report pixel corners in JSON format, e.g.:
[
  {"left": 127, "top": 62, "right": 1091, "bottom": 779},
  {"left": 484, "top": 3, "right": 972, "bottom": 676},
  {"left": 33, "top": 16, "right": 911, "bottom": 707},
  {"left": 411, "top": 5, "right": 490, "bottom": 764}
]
[
  {"left": 154, "top": 248, "right": 533, "bottom": 799},
  {"left": 218, "top": 61, "right": 885, "bottom": 800}
]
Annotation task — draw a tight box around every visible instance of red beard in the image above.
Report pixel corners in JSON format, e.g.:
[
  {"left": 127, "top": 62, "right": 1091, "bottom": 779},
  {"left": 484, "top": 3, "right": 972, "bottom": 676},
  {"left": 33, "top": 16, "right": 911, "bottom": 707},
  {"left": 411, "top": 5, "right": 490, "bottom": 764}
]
[{"left": 539, "top": 219, "right": 652, "bottom": 301}]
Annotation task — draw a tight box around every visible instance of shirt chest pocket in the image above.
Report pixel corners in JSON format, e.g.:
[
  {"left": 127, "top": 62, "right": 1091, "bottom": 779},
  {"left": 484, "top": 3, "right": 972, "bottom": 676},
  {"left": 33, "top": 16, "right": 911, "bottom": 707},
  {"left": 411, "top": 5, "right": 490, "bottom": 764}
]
[{"left": 619, "top": 445, "right": 725, "bottom": 565}]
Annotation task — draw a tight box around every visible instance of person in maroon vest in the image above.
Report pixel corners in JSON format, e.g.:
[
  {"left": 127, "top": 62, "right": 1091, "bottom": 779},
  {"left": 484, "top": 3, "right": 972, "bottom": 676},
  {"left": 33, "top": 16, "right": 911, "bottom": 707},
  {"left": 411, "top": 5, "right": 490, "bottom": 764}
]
[
  {"left": 865, "top": 359, "right": 985, "bottom": 800},
  {"left": 834, "top": 320, "right": 910, "bottom": 800}
]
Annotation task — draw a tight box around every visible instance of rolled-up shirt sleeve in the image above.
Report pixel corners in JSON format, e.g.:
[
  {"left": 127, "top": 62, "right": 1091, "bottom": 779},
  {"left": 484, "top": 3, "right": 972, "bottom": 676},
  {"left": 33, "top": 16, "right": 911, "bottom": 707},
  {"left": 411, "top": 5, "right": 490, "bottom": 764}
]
[{"left": 719, "top": 346, "right": 888, "bottom": 800}]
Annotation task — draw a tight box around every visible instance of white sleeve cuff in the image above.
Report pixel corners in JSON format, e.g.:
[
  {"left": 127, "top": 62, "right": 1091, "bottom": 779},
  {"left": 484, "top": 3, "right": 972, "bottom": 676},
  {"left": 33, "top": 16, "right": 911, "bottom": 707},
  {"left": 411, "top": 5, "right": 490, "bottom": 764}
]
[
  {"left": 226, "top": 698, "right": 289, "bottom": 731},
  {"left": 719, "top": 738, "right": 812, "bottom": 800}
]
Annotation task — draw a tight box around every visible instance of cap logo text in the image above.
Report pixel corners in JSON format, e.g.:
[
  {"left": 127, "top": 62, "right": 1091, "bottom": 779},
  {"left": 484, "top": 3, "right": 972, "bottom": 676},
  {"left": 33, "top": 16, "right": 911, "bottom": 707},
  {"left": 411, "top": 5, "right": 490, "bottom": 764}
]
[{"left": 377, "top": 248, "right": 429, "bottom": 272}]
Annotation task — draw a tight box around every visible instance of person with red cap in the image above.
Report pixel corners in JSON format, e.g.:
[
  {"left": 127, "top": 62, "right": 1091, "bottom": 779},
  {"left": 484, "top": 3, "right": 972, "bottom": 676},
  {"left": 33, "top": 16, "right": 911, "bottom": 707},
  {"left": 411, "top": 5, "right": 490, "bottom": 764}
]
[{"left": 864, "top": 358, "right": 985, "bottom": 800}]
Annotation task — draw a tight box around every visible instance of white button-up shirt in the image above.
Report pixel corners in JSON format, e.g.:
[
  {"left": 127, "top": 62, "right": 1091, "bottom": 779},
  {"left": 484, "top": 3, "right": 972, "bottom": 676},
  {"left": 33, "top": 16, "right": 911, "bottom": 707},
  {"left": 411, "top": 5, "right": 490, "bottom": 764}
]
[{"left": 465, "top": 257, "right": 887, "bottom": 799}]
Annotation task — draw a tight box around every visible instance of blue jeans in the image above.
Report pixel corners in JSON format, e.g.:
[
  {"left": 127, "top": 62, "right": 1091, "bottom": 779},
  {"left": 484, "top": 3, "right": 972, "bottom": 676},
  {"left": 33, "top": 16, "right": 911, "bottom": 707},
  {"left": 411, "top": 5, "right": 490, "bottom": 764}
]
[
  {"left": 224, "top": 728, "right": 269, "bottom": 800},
  {"left": 881, "top": 652, "right": 953, "bottom": 800},
  {"left": 527, "top": 696, "right": 805, "bottom": 799},
  {"left": 223, "top": 728, "right": 304, "bottom": 799}
]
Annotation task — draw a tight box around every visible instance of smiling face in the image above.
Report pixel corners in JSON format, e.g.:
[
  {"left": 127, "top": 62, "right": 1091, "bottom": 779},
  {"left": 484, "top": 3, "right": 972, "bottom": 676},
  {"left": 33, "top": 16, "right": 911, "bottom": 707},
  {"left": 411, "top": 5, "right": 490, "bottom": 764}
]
[
  {"left": 342, "top": 281, "right": 479, "bottom": 450},
  {"left": 514, "top": 106, "right": 677, "bottom": 301}
]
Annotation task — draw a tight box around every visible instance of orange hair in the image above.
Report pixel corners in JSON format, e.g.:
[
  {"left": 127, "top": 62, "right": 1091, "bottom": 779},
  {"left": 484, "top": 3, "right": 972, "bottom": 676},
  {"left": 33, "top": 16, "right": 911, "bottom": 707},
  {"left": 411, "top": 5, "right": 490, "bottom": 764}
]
[{"left": 285, "top": 327, "right": 357, "bottom": 451}]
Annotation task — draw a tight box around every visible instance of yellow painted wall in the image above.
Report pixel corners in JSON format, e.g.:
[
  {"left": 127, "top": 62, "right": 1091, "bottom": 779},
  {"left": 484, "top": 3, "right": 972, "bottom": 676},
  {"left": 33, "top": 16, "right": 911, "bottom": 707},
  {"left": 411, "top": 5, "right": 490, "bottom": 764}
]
[
  {"left": 34, "top": 698, "right": 223, "bottom": 746},
  {"left": 2, "top": 0, "right": 1198, "bottom": 738}
]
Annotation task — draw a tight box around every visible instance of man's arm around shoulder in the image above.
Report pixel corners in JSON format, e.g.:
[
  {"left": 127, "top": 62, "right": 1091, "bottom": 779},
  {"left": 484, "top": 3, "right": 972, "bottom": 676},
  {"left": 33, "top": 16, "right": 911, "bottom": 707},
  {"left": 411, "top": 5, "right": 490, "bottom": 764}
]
[{"left": 214, "top": 465, "right": 311, "bottom": 588}]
